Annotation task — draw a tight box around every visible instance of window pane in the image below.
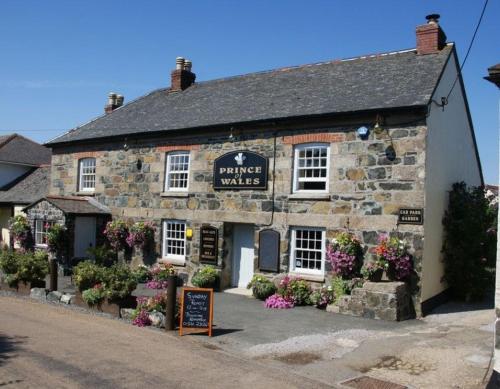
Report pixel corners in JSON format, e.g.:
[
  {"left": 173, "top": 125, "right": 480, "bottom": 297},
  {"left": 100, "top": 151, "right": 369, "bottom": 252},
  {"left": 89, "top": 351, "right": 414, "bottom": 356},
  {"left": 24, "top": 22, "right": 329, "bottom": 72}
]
[{"left": 293, "top": 228, "right": 324, "bottom": 273}]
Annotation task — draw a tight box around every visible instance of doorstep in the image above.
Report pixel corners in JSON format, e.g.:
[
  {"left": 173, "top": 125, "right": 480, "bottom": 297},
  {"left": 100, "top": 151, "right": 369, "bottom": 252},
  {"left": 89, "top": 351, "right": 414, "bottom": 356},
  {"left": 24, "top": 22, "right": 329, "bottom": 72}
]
[{"left": 223, "top": 287, "right": 253, "bottom": 297}]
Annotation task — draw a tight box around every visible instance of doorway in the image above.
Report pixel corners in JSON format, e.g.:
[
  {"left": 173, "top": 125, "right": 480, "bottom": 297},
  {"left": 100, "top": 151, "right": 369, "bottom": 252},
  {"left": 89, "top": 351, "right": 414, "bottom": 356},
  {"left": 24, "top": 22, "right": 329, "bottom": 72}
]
[
  {"left": 74, "top": 216, "right": 96, "bottom": 258},
  {"left": 231, "top": 224, "right": 255, "bottom": 288}
]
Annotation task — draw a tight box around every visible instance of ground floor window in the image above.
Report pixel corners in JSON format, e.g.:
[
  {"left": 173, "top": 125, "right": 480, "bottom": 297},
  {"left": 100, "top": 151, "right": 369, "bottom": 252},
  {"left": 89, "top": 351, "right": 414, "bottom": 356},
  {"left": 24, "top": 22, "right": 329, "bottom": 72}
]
[
  {"left": 162, "top": 220, "right": 186, "bottom": 263},
  {"left": 290, "top": 227, "right": 325, "bottom": 275},
  {"left": 35, "top": 220, "right": 55, "bottom": 247}
]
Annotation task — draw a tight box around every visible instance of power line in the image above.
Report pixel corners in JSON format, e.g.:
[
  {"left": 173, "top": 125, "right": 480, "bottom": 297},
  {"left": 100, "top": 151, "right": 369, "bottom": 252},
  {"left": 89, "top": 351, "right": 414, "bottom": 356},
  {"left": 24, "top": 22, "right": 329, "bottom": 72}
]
[{"left": 446, "top": 0, "right": 489, "bottom": 100}]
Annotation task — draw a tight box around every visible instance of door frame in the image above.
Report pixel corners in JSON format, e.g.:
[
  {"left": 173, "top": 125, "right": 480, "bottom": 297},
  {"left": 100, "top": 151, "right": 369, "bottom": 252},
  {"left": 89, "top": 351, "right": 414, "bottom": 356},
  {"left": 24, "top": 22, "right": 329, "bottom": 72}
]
[
  {"left": 231, "top": 223, "right": 255, "bottom": 288},
  {"left": 73, "top": 216, "right": 97, "bottom": 258}
]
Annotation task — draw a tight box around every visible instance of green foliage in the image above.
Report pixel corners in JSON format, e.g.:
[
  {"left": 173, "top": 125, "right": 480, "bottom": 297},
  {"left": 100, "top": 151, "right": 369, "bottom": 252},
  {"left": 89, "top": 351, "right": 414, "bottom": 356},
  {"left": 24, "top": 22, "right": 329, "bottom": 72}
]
[
  {"left": 46, "top": 224, "right": 68, "bottom": 255},
  {"left": 73, "top": 261, "right": 105, "bottom": 292},
  {"left": 8, "top": 215, "right": 32, "bottom": 249},
  {"left": 0, "top": 249, "right": 19, "bottom": 275},
  {"left": 0, "top": 249, "right": 49, "bottom": 286},
  {"left": 86, "top": 245, "right": 117, "bottom": 267},
  {"left": 247, "top": 275, "right": 276, "bottom": 300},
  {"left": 191, "top": 266, "right": 219, "bottom": 288},
  {"left": 82, "top": 284, "right": 105, "bottom": 306},
  {"left": 132, "top": 265, "right": 150, "bottom": 283},
  {"left": 103, "top": 264, "right": 138, "bottom": 301},
  {"left": 277, "top": 276, "right": 312, "bottom": 306},
  {"left": 330, "top": 276, "right": 347, "bottom": 303},
  {"left": 442, "top": 182, "right": 497, "bottom": 301},
  {"left": 310, "top": 286, "right": 335, "bottom": 309}
]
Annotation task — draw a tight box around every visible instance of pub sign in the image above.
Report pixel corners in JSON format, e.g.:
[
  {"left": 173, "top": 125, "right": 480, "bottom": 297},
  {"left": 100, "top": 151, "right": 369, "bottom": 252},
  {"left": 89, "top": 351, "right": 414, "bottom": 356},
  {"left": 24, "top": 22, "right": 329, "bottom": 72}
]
[
  {"left": 213, "top": 151, "right": 268, "bottom": 190},
  {"left": 398, "top": 208, "right": 424, "bottom": 225},
  {"left": 200, "top": 225, "right": 218, "bottom": 264}
]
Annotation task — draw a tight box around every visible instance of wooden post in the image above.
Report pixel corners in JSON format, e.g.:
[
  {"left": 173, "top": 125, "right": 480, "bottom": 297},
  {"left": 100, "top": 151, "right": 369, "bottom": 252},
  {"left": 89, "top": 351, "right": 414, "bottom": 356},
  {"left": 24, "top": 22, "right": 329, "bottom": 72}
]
[
  {"left": 49, "top": 257, "right": 58, "bottom": 292},
  {"left": 165, "top": 275, "right": 177, "bottom": 331}
]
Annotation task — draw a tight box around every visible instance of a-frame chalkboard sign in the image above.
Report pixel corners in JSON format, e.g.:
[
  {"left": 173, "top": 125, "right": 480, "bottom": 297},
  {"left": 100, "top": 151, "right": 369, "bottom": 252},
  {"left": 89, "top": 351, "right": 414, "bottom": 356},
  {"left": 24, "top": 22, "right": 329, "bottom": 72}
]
[{"left": 179, "top": 287, "right": 214, "bottom": 337}]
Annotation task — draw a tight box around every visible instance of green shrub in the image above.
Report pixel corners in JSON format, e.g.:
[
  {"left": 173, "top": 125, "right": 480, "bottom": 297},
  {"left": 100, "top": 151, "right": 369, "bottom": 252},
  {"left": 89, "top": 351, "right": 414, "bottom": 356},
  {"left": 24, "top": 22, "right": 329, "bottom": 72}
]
[
  {"left": 330, "top": 276, "right": 347, "bottom": 303},
  {"left": 191, "top": 266, "right": 219, "bottom": 289},
  {"left": 277, "top": 276, "right": 312, "bottom": 305},
  {"left": 310, "top": 286, "right": 335, "bottom": 309},
  {"left": 17, "top": 250, "right": 49, "bottom": 284},
  {"left": 86, "top": 245, "right": 117, "bottom": 267},
  {"left": 132, "top": 265, "right": 150, "bottom": 283},
  {"left": 247, "top": 275, "right": 276, "bottom": 300},
  {"left": 73, "top": 261, "right": 105, "bottom": 292},
  {"left": 82, "top": 284, "right": 105, "bottom": 306},
  {"left": 442, "top": 182, "right": 497, "bottom": 301},
  {"left": 103, "top": 264, "right": 137, "bottom": 301},
  {"left": 0, "top": 249, "right": 19, "bottom": 275}
]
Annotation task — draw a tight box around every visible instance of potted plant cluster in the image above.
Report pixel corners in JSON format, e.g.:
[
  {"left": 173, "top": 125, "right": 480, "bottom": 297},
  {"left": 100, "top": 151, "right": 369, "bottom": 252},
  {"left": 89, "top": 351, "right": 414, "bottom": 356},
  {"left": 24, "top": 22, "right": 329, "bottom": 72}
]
[
  {"left": 374, "top": 234, "right": 413, "bottom": 281},
  {"left": 131, "top": 293, "right": 180, "bottom": 328},
  {"left": 73, "top": 261, "right": 138, "bottom": 316},
  {"left": 326, "top": 232, "right": 363, "bottom": 279},
  {"left": 103, "top": 220, "right": 129, "bottom": 251},
  {"left": 264, "top": 276, "right": 317, "bottom": 309},
  {"left": 246, "top": 275, "right": 276, "bottom": 300},
  {"left": 0, "top": 249, "right": 49, "bottom": 293},
  {"left": 191, "top": 266, "right": 219, "bottom": 289},
  {"left": 8, "top": 215, "right": 33, "bottom": 250},
  {"left": 126, "top": 221, "right": 155, "bottom": 250}
]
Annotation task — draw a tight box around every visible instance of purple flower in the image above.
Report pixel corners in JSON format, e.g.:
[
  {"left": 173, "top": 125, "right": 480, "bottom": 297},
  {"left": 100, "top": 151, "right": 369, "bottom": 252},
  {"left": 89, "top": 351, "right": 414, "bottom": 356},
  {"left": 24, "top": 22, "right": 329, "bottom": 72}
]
[{"left": 264, "top": 294, "right": 295, "bottom": 309}]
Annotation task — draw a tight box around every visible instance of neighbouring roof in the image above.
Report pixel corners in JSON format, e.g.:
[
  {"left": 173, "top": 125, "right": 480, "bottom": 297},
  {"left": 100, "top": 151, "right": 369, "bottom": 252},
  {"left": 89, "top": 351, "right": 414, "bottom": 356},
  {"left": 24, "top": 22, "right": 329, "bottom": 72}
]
[
  {"left": 0, "top": 166, "right": 50, "bottom": 204},
  {"left": 47, "top": 45, "right": 453, "bottom": 145},
  {"left": 0, "top": 134, "right": 52, "bottom": 165},
  {"left": 24, "top": 195, "right": 111, "bottom": 215}
]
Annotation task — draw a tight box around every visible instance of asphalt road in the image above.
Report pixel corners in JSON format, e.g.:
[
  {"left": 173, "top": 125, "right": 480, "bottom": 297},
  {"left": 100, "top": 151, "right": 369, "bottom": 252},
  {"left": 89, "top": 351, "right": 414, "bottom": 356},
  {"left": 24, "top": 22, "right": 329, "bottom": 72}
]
[{"left": 0, "top": 296, "right": 331, "bottom": 389}]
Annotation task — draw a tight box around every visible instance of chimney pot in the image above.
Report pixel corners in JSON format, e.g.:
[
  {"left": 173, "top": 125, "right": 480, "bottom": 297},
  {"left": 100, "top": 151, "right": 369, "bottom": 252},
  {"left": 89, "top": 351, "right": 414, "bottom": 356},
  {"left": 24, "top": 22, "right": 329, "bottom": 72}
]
[
  {"left": 105, "top": 92, "right": 123, "bottom": 114},
  {"left": 176, "top": 57, "right": 185, "bottom": 70},
  {"left": 416, "top": 14, "right": 447, "bottom": 55},
  {"left": 184, "top": 60, "right": 192, "bottom": 72}
]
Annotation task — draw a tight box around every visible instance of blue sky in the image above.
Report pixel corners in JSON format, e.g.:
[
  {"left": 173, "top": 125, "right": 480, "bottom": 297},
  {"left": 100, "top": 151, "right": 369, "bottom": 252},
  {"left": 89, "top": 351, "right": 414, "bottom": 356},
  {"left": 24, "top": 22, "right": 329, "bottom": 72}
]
[{"left": 0, "top": 1, "right": 498, "bottom": 183}]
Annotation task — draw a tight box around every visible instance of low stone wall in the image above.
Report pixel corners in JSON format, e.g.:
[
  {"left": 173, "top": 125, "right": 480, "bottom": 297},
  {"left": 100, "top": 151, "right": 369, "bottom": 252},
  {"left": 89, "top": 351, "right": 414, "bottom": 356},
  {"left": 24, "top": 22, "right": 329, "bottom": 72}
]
[{"left": 335, "top": 281, "right": 414, "bottom": 321}]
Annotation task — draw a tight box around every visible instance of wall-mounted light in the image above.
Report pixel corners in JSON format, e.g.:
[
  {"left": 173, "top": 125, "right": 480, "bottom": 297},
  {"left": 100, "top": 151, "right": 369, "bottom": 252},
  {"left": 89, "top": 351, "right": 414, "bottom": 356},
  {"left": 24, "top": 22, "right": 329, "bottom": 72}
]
[
  {"left": 123, "top": 137, "right": 129, "bottom": 151},
  {"left": 186, "top": 228, "right": 193, "bottom": 239},
  {"left": 373, "top": 114, "right": 384, "bottom": 135},
  {"left": 136, "top": 158, "right": 143, "bottom": 171},
  {"left": 228, "top": 127, "right": 234, "bottom": 141},
  {"left": 356, "top": 126, "right": 369, "bottom": 139}
]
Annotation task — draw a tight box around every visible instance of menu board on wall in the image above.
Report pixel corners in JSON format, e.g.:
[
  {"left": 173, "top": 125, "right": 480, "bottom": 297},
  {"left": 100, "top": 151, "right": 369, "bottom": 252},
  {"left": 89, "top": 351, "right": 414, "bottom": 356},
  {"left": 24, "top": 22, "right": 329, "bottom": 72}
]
[{"left": 200, "top": 225, "right": 218, "bottom": 264}]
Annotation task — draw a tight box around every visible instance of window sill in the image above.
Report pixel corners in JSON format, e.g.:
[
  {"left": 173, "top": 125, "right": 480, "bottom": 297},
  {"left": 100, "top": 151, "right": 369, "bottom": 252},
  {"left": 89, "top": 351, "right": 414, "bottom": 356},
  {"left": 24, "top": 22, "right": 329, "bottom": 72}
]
[
  {"left": 76, "top": 191, "right": 95, "bottom": 196},
  {"left": 288, "top": 193, "right": 330, "bottom": 201},
  {"left": 159, "top": 258, "right": 186, "bottom": 266},
  {"left": 160, "top": 192, "right": 189, "bottom": 198},
  {"left": 288, "top": 272, "right": 325, "bottom": 283}
]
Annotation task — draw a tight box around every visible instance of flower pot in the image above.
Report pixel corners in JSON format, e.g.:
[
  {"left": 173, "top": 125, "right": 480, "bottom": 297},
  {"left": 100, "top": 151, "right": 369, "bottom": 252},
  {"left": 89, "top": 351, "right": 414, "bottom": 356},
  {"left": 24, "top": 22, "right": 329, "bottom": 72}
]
[{"left": 368, "top": 269, "right": 383, "bottom": 282}]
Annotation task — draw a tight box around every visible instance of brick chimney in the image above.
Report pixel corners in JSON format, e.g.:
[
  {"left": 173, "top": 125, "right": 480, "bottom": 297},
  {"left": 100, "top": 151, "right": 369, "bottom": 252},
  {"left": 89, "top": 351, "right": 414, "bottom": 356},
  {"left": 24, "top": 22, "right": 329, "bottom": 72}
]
[
  {"left": 171, "top": 57, "right": 196, "bottom": 91},
  {"left": 416, "top": 14, "right": 447, "bottom": 55},
  {"left": 104, "top": 92, "right": 124, "bottom": 114}
]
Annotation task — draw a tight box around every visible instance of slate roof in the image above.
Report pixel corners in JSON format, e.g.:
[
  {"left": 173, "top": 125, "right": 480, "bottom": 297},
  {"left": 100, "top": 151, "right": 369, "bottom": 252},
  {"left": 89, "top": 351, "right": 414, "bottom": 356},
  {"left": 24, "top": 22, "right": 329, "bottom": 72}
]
[
  {"left": 0, "top": 166, "right": 50, "bottom": 205},
  {"left": 24, "top": 195, "right": 111, "bottom": 215},
  {"left": 48, "top": 45, "right": 453, "bottom": 145},
  {"left": 0, "top": 134, "right": 52, "bottom": 165}
]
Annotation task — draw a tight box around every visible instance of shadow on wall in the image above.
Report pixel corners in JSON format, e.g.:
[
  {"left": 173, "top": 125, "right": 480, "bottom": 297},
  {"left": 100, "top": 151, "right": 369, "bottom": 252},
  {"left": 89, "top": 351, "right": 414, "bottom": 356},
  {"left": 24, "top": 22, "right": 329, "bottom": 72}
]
[
  {"left": 0, "top": 333, "right": 26, "bottom": 367},
  {"left": 429, "top": 298, "right": 494, "bottom": 315}
]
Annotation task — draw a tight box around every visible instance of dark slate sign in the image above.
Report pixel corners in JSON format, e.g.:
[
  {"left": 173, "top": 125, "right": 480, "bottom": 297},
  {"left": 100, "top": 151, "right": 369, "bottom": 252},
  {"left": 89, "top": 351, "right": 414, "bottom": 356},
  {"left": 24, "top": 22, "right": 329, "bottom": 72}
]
[
  {"left": 213, "top": 150, "right": 268, "bottom": 190},
  {"left": 398, "top": 208, "right": 424, "bottom": 225},
  {"left": 200, "top": 225, "right": 218, "bottom": 264},
  {"left": 259, "top": 229, "right": 280, "bottom": 272},
  {"left": 179, "top": 287, "right": 213, "bottom": 336}
]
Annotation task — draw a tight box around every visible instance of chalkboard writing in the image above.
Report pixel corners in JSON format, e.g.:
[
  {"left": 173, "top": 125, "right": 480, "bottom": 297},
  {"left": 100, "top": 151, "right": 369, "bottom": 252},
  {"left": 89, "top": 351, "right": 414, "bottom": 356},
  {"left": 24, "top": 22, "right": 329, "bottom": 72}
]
[
  {"left": 398, "top": 208, "right": 424, "bottom": 225},
  {"left": 259, "top": 229, "right": 280, "bottom": 272},
  {"left": 179, "top": 287, "right": 213, "bottom": 336},
  {"left": 200, "top": 226, "right": 218, "bottom": 264}
]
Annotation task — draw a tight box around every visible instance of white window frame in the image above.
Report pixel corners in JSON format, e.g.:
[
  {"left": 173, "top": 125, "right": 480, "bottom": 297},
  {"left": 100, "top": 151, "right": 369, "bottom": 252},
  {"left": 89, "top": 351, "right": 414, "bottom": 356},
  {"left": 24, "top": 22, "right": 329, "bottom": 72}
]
[
  {"left": 78, "top": 157, "right": 96, "bottom": 192},
  {"left": 35, "top": 220, "right": 55, "bottom": 247},
  {"left": 290, "top": 227, "right": 326, "bottom": 275},
  {"left": 292, "top": 143, "right": 330, "bottom": 193},
  {"left": 165, "top": 151, "right": 190, "bottom": 192},
  {"left": 162, "top": 220, "right": 186, "bottom": 264}
]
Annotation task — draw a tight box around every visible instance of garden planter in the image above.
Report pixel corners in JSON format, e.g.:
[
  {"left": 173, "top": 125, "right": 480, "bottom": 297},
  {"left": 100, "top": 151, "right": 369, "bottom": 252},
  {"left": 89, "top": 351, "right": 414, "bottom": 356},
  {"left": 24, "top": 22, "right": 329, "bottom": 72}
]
[
  {"left": 74, "top": 291, "right": 137, "bottom": 317},
  {"left": 0, "top": 280, "right": 45, "bottom": 295}
]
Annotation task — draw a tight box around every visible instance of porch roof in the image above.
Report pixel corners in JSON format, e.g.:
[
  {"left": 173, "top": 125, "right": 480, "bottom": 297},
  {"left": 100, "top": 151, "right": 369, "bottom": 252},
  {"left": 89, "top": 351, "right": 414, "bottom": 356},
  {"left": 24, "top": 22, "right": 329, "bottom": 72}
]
[{"left": 24, "top": 195, "right": 111, "bottom": 215}]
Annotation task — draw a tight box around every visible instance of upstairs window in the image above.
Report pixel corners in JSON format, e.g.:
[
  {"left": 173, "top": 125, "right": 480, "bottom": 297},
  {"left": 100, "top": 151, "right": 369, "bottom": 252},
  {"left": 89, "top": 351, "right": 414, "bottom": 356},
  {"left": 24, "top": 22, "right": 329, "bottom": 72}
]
[
  {"left": 165, "top": 151, "right": 190, "bottom": 191},
  {"left": 293, "top": 144, "right": 330, "bottom": 192},
  {"left": 35, "top": 220, "right": 55, "bottom": 246},
  {"left": 78, "top": 157, "right": 96, "bottom": 191}
]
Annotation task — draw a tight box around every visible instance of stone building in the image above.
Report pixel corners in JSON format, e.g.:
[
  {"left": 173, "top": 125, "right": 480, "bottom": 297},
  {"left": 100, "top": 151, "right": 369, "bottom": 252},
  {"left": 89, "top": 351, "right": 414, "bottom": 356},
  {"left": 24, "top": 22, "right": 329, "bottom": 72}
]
[{"left": 38, "top": 15, "right": 482, "bottom": 315}]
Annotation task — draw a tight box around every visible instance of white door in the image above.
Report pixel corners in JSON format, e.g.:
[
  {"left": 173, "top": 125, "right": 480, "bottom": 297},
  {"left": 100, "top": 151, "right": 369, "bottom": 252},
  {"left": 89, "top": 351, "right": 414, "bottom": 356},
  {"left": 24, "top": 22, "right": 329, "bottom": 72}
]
[
  {"left": 74, "top": 217, "right": 96, "bottom": 258},
  {"left": 232, "top": 224, "right": 255, "bottom": 288}
]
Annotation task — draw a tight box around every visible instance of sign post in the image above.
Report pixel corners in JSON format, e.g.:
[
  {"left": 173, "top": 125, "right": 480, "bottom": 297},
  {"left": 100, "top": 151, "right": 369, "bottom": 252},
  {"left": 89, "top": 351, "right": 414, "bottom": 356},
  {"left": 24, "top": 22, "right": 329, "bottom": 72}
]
[{"left": 179, "top": 287, "right": 214, "bottom": 337}]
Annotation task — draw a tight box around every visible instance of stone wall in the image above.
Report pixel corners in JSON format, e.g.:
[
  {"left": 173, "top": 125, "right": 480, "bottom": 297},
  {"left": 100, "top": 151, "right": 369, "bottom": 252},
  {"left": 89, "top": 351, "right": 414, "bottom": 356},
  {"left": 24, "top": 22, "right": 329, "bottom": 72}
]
[{"left": 50, "top": 122, "right": 426, "bottom": 310}]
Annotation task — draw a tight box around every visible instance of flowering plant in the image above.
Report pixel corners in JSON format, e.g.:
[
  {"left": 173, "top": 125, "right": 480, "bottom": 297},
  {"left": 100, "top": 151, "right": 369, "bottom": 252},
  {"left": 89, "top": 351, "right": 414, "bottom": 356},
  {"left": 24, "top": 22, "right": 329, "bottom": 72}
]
[
  {"left": 264, "top": 293, "right": 294, "bottom": 309},
  {"left": 82, "top": 283, "right": 105, "bottom": 306},
  {"left": 247, "top": 275, "right": 276, "bottom": 300},
  {"left": 132, "top": 292, "right": 180, "bottom": 327},
  {"left": 145, "top": 263, "right": 175, "bottom": 289},
  {"left": 276, "top": 276, "right": 311, "bottom": 306},
  {"left": 326, "top": 232, "right": 363, "bottom": 279},
  {"left": 126, "top": 221, "right": 155, "bottom": 249},
  {"left": 8, "top": 215, "right": 32, "bottom": 249},
  {"left": 103, "top": 220, "right": 129, "bottom": 251},
  {"left": 309, "top": 286, "right": 335, "bottom": 309},
  {"left": 132, "top": 309, "right": 152, "bottom": 327},
  {"left": 374, "top": 234, "right": 413, "bottom": 281},
  {"left": 360, "top": 260, "right": 387, "bottom": 280}
]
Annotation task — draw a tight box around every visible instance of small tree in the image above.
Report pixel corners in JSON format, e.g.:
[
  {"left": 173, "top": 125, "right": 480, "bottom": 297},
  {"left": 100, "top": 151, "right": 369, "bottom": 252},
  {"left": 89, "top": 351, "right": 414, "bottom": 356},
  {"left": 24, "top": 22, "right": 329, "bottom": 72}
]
[{"left": 442, "top": 182, "right": 497, "bottom": 301}]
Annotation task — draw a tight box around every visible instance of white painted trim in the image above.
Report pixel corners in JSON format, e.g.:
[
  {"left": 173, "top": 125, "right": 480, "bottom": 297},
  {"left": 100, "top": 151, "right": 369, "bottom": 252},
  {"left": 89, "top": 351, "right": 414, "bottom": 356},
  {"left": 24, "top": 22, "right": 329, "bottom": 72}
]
[
  {"left": 161, "top": 219, "right": 186, "bottom": 264},
  {"left": 164, "top": 151, "right": 190, "bottom": 192},
  {"left": 289, "top": 226, "right": 326, "bottom": 276},
  {"left": 292, "top": 143, "right": 330, "bottom": 194}
]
